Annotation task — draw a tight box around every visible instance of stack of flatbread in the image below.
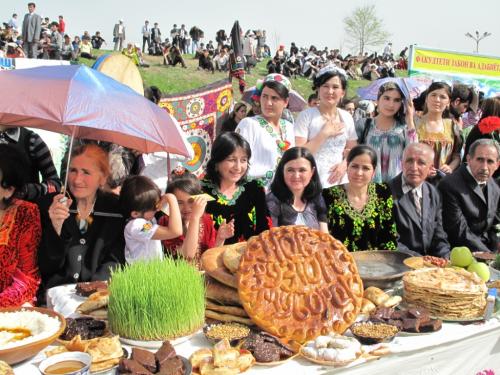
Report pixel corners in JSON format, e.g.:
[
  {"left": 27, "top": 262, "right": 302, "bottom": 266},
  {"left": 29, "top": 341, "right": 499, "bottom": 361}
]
[
  {"left": 201, "top": 242, "right": 253, "bottom": 325},
  {"left": 76, "top": 290, "right": 109, "bottom": 320},
  {"left": 403, "top": 267, "right": 487, "bottom": 320}
]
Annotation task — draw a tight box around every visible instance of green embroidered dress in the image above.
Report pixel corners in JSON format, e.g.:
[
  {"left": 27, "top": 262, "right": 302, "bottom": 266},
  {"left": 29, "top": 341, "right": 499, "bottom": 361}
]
[
  {"left": 201, "top": 179, "right": 271, "bottom": 244},
  {"left": 322, "top": 183, "right": 397, "bottom": 251}
]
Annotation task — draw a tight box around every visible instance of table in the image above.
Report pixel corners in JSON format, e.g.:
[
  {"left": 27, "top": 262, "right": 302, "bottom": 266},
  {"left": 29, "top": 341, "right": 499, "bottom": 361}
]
[{"left": 12, "top": 285, "right": 500, "bottom": 374}]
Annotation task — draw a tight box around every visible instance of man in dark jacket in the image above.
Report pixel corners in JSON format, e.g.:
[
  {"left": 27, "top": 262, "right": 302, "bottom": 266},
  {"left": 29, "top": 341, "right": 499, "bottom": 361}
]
[{"left": 390, "top": 143, "right": 450, "bottom": 257}]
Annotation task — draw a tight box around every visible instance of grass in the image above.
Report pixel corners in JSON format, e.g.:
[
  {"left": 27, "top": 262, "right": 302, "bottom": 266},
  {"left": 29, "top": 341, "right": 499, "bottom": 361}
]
[
  {"left": 79, "top": 49, "right": 408, "bottom": 102},
  {"left": 108, "top": 258, "right": 205, "bottom": 340}
]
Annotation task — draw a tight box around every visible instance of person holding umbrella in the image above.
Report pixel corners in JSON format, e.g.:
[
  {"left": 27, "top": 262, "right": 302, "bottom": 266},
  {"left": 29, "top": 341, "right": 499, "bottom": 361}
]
[
  {"left": 295, "top": 66, "right": 358, "bottom": 189},
  {"left": 37, "top": 144, "right": 125, "bottom": 297},
  {"left": 236, "top": 73, "right": 295, "bottom": 189}
]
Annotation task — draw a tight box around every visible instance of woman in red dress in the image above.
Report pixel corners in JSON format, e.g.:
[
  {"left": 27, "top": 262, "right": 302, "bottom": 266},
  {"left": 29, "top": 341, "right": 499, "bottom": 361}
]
[{"left": 0, "top": 144, "right": 41, "bottom": 307}]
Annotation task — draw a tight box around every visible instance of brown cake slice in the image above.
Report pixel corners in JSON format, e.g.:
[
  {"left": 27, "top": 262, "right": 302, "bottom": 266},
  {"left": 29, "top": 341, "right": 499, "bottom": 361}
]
[
  {"left": 155, "top": 341, "right": 176, "bottom": 368},
  {"left": 157, "top": 355, "right": 184, "bottom": 375},
  {"left": 75, "top": 281, "right": 108, "bottom": 296},
  {"left": 118, "top": 358, "right": 152, "bottom": 374},
  {"left": 131, "top": 348, "right": 157, "bottom": 373}
]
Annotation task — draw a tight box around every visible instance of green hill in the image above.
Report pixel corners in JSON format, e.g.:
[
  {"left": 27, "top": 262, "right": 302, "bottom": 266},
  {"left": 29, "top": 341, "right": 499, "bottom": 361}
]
[{"left": 80, "top": 50, "right": 405, "bottom": 102}]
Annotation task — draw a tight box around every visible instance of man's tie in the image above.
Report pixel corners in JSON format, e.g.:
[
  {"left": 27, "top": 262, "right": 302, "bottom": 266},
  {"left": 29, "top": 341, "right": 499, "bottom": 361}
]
[{"left": 412, "top": 189, "right": 422, "bottom": 218}]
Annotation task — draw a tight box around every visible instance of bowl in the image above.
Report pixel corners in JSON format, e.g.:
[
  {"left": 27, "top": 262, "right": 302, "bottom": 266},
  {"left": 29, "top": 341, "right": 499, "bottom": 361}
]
[
  {"left": 350, "top": 322, "right": 399, "bottom": 345},
  {"left": 0, "top": 307, "right": 66, "bottom": 365},
  {"left": 39, "top": 351, "right": 91, "bottom": 375},
  {"left": 352, "top": 251, "right": 411, "bottom": 290},
  {"left": 203, "top": 323, "right": 251, "bottom": 345}
]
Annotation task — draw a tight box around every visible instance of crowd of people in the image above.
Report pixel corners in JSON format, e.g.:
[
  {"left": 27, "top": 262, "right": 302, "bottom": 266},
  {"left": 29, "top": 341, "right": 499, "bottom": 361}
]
[{"left": 1, "top": 4, "right": 499, "bottom": 313}]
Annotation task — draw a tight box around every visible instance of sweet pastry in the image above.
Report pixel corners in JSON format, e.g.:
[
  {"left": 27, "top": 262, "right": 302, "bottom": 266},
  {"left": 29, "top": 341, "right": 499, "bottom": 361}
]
[
  {"left": 363, "top": 287, "right": 389, "bottom": 306},
  {"left": 301, "top": 333, "right": 361, "bottom": 364},
  {"left": 202, "top": 248, "right": 238, "bottom": 288},
  {"left": 238, "top": 226, "right": 364, "bottom": 343},
  {"left": 360, "top": 298, "right": 377, "bottom": 314},
  {"left": 76, "top": 290, "right": 109, "bottom": 314},
  {"left": 205, "top": 310, "right": 254, "bottom": 326},
  {"left": 76, "top": 281, "right": 108, "bottom": 297},
  {"left": 240, "top": 331, "right": 295, "bottom": 363},
  {"left": 60, "top": 316, "right": 107, "bottom": 341},
  {"left": 205, "top": 301, "right": 248, "bottom": 318}
]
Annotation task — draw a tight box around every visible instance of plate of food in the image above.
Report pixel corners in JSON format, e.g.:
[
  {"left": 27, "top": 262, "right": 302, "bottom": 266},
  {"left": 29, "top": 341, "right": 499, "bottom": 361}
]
[
  {"left": 118, "top": 341, "right": 190, "bottom": 375},
  {"left": 370, "top": 306, "right": 443, "bottom": 335},
  {"left": 0, "top": 307, "right": 66, "bottom": 365},
  {"left": 300, "top": 334, "right": 363, "bottom": 367},
  {"left": 203, "top": 323, "right": 251, "bottom": 346},
  {"left": 403, "top": 256, "right": 449, "bottom": 270},
  {"left": 190, "top": 338, "right": 255, "bottom": 374},
  {"left": 239, "top": 331, "right": 300, "bottom": 366}
]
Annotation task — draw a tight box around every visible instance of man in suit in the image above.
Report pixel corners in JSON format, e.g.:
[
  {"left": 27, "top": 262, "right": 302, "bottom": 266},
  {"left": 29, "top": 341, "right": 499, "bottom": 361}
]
[
  {"left": 390, "top": 143, "right": 450, "bottom": 257},
  {"left": 439, "top": 139, "right": 500, "bottom": 252},
  {"left": 113, "top": 19, "right": 126, "bottom": 51},
  {"left": 22, "top": 2, "right": 42, "bottom": 58}
]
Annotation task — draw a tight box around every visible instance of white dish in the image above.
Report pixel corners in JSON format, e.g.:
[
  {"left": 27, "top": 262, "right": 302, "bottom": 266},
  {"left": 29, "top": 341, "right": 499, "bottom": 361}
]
[{"left": 119, "top": 332, "right": 196, "bottom": 349}]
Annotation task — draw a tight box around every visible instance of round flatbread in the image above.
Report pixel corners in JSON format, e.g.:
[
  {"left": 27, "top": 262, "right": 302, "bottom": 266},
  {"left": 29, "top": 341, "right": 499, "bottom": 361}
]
[
  {"left": 201, "top": 247, "right": 238, "bottom": 288},
  {"left": 205, "top": 277, "right": 241, "bottom": 306},
  {"left": 238, "top": 226, "right": 363, "bottom": 343}
]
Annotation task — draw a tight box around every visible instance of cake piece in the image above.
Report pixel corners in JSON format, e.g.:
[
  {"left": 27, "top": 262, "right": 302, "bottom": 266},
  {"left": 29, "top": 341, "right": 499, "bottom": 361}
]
[
  {"left": 157, "top": 356, "right": 184, "bottom": 375},
  {"left": 131, "top": 348, "right": 157, "bottom": 373},
  {"left": 76, "top": 280, "right": 108, "bottom": 296},
  {"left": 402, "top": 318, "right": 422, "bottom": 333},
  {"left": 118, "top": 358, "right": 152, "bottom": 375},
  {"left": 407, "top": 307, "right": 430, "bottom": 323},
  {"left": 419, "top": 319, "right": 442, "bottom": 332},
  {"left": 155, "top": 341, "right": 176, "bottom": 368}
]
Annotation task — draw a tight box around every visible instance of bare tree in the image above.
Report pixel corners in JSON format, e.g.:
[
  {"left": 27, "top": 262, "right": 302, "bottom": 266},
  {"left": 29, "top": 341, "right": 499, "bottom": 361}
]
[{"left": 343, "top": 5, "right": 390, "bottom": 55}]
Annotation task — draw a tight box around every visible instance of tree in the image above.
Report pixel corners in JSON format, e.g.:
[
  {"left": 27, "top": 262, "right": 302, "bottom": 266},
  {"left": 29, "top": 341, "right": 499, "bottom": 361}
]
[{"left": 343, "top": 5, "right": 390, "bottom": 55}]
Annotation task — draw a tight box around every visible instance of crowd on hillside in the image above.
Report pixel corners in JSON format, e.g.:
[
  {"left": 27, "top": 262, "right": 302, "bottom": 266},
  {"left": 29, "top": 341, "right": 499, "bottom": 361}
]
[{"left": 1, "top": 3, "right": 499, "bottom": 312}]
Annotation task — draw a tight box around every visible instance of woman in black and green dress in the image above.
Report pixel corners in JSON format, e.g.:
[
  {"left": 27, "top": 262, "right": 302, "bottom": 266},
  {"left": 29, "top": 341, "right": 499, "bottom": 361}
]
[
  {"left": 322, "top": 145, "right": 397, "bottom": 251},
  {"left": 202, "top": 132, "right": 271, "bottom": 244}
]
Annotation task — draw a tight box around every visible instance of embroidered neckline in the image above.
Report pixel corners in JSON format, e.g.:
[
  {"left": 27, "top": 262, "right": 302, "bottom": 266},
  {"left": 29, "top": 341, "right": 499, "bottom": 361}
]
[
  {"left": 338, "top": 184, "right": 378, "bottom": 221},
  {"left": 203, "top": 180, "right": 246, "bottom": 206},
  {"left": 256, "top": 116, "right": 290, "bottom": 153}
]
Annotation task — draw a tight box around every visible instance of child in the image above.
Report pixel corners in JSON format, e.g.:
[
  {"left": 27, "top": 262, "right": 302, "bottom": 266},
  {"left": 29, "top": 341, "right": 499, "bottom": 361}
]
[
  {"left": 161, "top": 172, "right": 233, "bottom": 266},
  {"left": 119, "top": 175, "right": 182, "bottom": 263}
]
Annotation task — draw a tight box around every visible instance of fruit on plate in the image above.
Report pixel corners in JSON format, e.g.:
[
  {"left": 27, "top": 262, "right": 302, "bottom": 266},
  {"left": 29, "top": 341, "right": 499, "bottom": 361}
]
[
  {"left": 450, "top": 246, "right": 474, "bottom": 268},
  {"left": 467, "top": 262, "right": 491, "bottom": 282},
  {"left": 108, "top": 258, "right": 205, "bottom": 340}
]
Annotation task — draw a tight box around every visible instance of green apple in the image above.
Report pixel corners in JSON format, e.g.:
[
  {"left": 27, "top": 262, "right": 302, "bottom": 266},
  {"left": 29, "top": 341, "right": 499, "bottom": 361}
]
[
  {"left": 467, "top": 262, "right": 490, "bottom": 281},
  {"left": 450, "top": 247, "right": 473, "bottom": 267}
]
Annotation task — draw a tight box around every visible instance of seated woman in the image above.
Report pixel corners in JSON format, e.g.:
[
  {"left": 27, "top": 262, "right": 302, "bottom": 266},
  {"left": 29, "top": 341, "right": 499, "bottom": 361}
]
[
  {"left": 266, "top": 147, "right": 328, "bottom": 232},
  {"left": 161, "top": 171, "right": 232, "bottom": 266},
  {"left": 0, "top": 145, "right": 41, "bottom": 307},
  {"left": 38, "top": 144, "right": 125, "bottom": 296},
  {"left": 202, "top": 132, "right": 271, "bottom": 244},
  {"left": 322, "top": 145, "right": 397, "bottom": 251}
]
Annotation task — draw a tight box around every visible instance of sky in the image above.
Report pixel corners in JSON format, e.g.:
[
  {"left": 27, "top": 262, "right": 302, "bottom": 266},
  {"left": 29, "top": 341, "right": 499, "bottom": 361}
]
[{"left": 2, "top": 0, "right": 499, "bottom": 57}]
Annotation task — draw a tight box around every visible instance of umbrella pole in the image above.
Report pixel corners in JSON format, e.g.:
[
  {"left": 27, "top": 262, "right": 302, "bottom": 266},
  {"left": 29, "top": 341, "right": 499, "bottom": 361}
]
[
  {"left": 62, "top": 128, "right": 76, "bottom": 196},
  {"left": 167, "top": 152, "right": 171, "bottom": 185}
]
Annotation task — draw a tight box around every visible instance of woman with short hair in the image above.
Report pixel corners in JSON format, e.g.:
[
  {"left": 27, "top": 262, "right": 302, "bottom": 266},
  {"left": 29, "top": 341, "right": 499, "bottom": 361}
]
[{"left": 38, "top": 144, "right": 125, "bottom": 294}]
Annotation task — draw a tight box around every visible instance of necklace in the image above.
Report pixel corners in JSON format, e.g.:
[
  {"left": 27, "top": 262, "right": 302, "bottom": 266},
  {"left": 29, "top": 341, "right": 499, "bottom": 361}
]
[
  {"left": 76, "top": 198, "right": 96, "bottom": 230},
  {"left": 256, "top": 116, "right": 290, "bottom": 153}
]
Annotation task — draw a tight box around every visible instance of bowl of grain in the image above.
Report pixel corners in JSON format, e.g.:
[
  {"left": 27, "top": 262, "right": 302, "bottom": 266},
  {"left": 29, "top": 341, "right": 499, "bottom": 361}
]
[
  {"left": 349, "top": 322, "right": 399, "bottom": 345},
  {"left": 203, "top": 323, "right": 251, "bottom": 345}
]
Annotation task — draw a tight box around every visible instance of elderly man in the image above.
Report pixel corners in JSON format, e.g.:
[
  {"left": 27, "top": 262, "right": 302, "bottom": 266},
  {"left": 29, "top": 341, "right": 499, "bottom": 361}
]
[
  {"left": 389, "top": 143, "right": 450, "bottom": 257},
  {"left": 113, "top": 19, "right": 126, "bottom": 51},
  {"left": 439, "top": 139, "right": 500, "bottom": 252},
  {"left": 22, "top": 2, "right": 42, "bottom": 58}
]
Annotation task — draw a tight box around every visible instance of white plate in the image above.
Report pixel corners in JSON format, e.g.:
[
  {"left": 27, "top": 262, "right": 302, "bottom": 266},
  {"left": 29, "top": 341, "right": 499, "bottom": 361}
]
[{"left": 119, "top": 332, "right": 196, "bottom": 349}]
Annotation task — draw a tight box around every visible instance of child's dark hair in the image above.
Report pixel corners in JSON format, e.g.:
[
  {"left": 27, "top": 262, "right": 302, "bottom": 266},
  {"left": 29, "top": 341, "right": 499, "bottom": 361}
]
[
  {"left": 0, "top": 144, "right": 29, "bottom": 207},
  {"left": 166, "top": 171, "right": 202, "bottom": 195},
  {"left": 119, "top": 175, "right": 161, "bottom": 218},
  {"left": 270, "top": 147, "right": 322, "bottom": 204}
]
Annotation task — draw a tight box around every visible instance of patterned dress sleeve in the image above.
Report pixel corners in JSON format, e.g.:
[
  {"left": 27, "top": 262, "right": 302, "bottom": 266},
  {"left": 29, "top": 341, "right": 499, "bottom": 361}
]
[
  {"left": 0, "top": 202, "right": 41, "bottom": 307},
  {"left": 375, "top": 184, "right": 398, "bottom": 250}
]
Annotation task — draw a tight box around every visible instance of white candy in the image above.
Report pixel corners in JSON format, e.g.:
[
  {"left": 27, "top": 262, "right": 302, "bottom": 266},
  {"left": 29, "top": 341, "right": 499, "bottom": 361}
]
[
  {"left": 335, "top": 348, "right": 358, "bottom": 362},
  {"left": 314, "top": 335, "right": 333, "bottom": 348},
  {"left": 302, "top": 346, "right": 318, "bottom": 359},
  {"left": 318, "top": 348, "right": 339, "bottom": 362}
]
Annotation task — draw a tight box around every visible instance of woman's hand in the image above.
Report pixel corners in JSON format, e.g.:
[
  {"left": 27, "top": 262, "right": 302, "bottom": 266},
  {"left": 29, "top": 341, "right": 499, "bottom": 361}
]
[
  {"left": 428, "top": 166, "right": 438, "bottom": 177},
  {"left": 49, "top": 194, "right": 72, "bottom": 235},
  {"left": 191, "top": 196, "right": 207, "bottom": 220},
  {"left": 440, "top": 164, "right": 452, "bottom": 174},
  {"left": 321, "top": 116, "right": 345, "bottom": 138},
  {"left": 328, "top": 161, "right": 347, "bottom": 185},
  {"left": 216, "top": 219, "right": 235, "bottom": 245}
]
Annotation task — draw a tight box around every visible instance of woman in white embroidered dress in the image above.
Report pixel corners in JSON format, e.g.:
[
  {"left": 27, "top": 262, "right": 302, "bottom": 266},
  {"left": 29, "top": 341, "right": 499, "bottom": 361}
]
[{"left": 235, "top": 73, "right": 295, "bottom": 189}]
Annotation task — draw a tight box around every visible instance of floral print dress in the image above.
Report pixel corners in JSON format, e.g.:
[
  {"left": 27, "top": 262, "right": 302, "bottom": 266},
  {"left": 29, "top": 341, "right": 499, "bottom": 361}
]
[
  {"left": 322, "top": 183, "right": 397, "bottom": 251},
  {"left": 202, "top": 179, "right": 271, "bottom": 244}
]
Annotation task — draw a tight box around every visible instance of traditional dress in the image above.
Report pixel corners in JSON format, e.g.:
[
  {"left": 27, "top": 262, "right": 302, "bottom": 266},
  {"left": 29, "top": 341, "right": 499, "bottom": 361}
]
[
  {"left": 416, "top": 118, "right": 461, "bottom": 171},
  {"left": 322, "top": 183, "right": 397, "bottom": 251},
  {"left": 236, "top": 115, "right": 294, "bottom": 188},
  {"left": 362, "top": 120, "right": 417, "bottom": 183},
  {"left": 202, "top": 179, "right": 271, "bottom": 244},
  {"left": 294, "top": 107, "right": 357, "bottom": 188},
  {"left": 160, "top": 213, "right": 217, "bottom": 267},
  {"left": 0, "top": 199, "right": 41, "bottom": 307}
]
